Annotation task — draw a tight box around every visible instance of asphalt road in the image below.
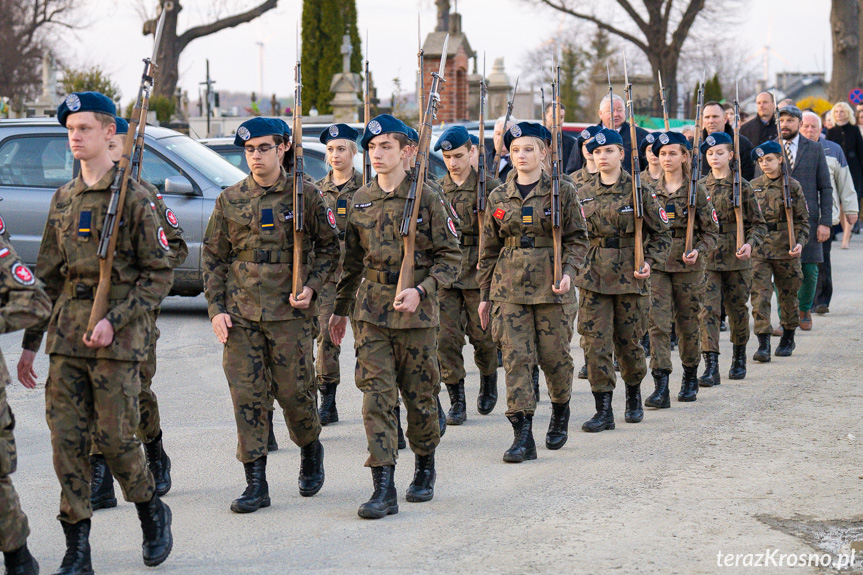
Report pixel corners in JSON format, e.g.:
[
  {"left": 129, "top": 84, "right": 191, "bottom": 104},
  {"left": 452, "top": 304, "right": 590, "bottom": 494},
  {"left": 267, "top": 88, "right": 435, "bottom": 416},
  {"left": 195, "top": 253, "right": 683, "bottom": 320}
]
[{"left": 3, "top": 241, "right": 863, "bottom": 574}]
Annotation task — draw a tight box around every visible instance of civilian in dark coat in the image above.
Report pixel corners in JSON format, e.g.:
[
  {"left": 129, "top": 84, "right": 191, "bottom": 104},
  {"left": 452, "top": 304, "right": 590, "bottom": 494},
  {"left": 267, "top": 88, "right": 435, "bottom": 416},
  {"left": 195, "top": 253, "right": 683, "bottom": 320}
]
[
  {"left": 825, "top": 102, "right": 863, "bottom": 204},
  {"left": 700, "top": 101, "right": 755, "bottom": 180},
  {"left": 741, "top": 92, "right": 779, "bottom": 146},
  {"left": 568, "top": 95, "right": 647, "bottom": 174}
]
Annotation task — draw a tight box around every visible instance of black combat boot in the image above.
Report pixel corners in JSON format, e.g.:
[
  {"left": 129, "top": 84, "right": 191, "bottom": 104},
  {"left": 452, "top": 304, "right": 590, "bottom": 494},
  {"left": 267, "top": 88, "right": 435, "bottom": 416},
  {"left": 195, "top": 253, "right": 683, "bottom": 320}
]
[
  {"left": 266, "top": 409, "right": 279, "bottom": 452},
  {"left": 298, "top": 439, "right": 325, "bottom": 496},
  {"left": 729, "top": 344, "right": 747, "bottom": 379},
  {"left": 624, "top": 384, "right": 644, "bottom": 423},
  {"left": 503, "top": 412, "right": 537, "bottom": 463},
  {"left": 357, "top": 465, "right": 398, "bottom": 519},
  {"left": 497, "top": 347, "right": 503, "bottom": 367},
  {"left": 89, "top": 454, "right": 117, "bottom": 511},
  {"left": 477, "top": 371, "right": 498, "bottom": 415},
  {"left": 753, "top": 334, "right": 771, "bottom": 362},
  {"left": 775, "top": 328, "right": 796, "bottom": 357},
  {"left": 582, "top": 391, "right": 614, "bottom": 432},
  {"left": 135, "top": 495, "right": 173, "bottom": 567},
  {"left": 230, "top": 457, "right": 270, "bottom": 513},
  {"left": 144, "top": 430, "right": 172, "bottom": 497},
  {"left": 445, "top": 381, "right": 467, "bottom": 425},
  {"left": 3, "top": 543, "right": 39, "bottom": 575},
  {"left": 405, "top": 452, "right": 436, "bottom": 502},
  {"left": 641, "top": 332, "right": 651, "bottom": 357},
  {"left": 645, "top": 369, "right": 671, "bottom": 408},
  {"left": 678, "top": 364, "right": 699, "bottom": 402},
  {"left": 545, "top": 401, "right": 570, "bottom": 450},
  {"left": 318, "top": 383, "right": 339, "bottom": 426},
  {"left": 436, "top": 394, "right": 447, "bottom": 437},
  {"left": 395, "top": 404, "right": 406, "bottom": 450},
  {"left": 698, "top": 352, "right": 720, "bottom": 388},
  {"left": 532, "top": 366, "right": 541, "bottom": 402},
  {"left": 55, "top": 519, "right": 93, "bottom": 575}
]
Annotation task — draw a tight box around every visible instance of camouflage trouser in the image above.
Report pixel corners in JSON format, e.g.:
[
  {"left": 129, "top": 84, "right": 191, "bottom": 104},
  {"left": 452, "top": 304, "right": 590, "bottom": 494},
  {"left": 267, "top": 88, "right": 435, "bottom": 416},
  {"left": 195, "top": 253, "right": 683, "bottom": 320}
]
[
  {"left": 577, "top": 289, "right": 648, "bottom": 392},
  {"left": 46, "top": 354, "right": 155, "bottom": 524},
  {"left": 649, "top": 270, "right": 704, "bottom": 372},
  {"left": 353, "top": 321, "right": 440, "bottom": 467},
  {"left": 750, "top": 257, "right": 802, "bottom": 334},
  {"left": 315, "top": 279, "right": 341, "bottom": 390},
  {"left": 224, "top": 316, "right": 320, "bottom": 463},
  {"left": 1, "top": 386, "right": 29, "bottom": 552},
  {"left": 700, "top": 269, "right": 752, "bottom": 352},
  {"left": 491, "top": 302, "right": 576, "bottom": 416},
  {"left": 437, "top": 287, "right": 498, "bottom": 384}
]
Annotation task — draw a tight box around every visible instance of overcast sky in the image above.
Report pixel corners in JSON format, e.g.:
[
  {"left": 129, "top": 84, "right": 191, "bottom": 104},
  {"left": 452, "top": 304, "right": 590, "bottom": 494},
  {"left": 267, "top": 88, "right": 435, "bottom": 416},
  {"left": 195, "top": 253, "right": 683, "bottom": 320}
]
[{"left": 64, "top": 0, "right": 831, "bottom": 113}]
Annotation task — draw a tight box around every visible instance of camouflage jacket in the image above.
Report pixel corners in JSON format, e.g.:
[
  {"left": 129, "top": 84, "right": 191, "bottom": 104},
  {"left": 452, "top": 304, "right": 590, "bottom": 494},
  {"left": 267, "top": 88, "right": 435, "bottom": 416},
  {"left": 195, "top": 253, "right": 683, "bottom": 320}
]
[
  {"left": 478, "top": 171, "right": 589, "bottom": 304},
  {"left": 333, "top": 174, "right": 461, "bottom": 329},
  {"left": 699, "top": 173, "right": 767, "bottom": 271},
  {"left": 749, "top": 174, "right": 810, "bottom": 260},
  {"left": 441, "top": 168, "right": 501, "bottom": 290},
  {"left": 22, "top": 167, "right": 173, "bottom": 361},
  {"left": 574, "top": 170, "right": 671, "bottom": 295},
  {"left": 0, "top": 236, "right": 51, "bottom": 392},
  {"left": 316, "top": 169, "right": 364, "bottom": 279},
  {"left": 202, "top": 169, "right": 340, "bottom": 322},
  {"left": 652, "top": 177, "right": 719, "bottom": 273},
  {"left": 142, "top": 181, "right": 188, "bottom": 271},
  {"left": 572, "top": 167, "right": 597, "bottom": 193}
]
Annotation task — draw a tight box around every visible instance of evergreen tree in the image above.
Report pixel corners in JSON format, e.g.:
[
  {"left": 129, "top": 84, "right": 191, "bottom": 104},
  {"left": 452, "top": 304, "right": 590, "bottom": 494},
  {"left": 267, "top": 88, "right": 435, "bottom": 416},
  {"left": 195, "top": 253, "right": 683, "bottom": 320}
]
[{"left": 704, "top": 73, "right": 723, "bottom": 103}]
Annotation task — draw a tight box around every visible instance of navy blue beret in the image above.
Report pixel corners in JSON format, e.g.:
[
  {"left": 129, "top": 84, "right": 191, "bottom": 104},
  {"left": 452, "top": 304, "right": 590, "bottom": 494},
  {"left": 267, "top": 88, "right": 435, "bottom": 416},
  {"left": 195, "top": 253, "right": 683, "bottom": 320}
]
[
  {"left": 469, "top": 134, "right": 480, "bottom": 146},
  {"left": 57, "top": 92, "right": 116, "bottom": 127},
  {"left": 114, "top": 117, "right": 129, "bottom": 135},
  {"left": 700, "top": 131, "right": 733, "bottom": 156},
  {"left": 577, "top": 124, "right": 603, "bottom": 143},
  {"left": 272, "top": 118, "right": 292, "bottom": 139},
  {"left": 434, "top": 125, "right": 470, "bottom": 152},
  {"left": 639, "top": 132, "right": 662, "bottom": 156},
  {"left": 651, "top": 131, "right": 691, "bottom": 157},
  {"left": 504, "top": 122, "right": 547, "bottom": 150},
  {"left": 361, "top": 114, "right": 410, "bottom": 149},
  {"left": 234, "top": 117, "right": 284, "bottom": 147},
  {"left": 752, "top": 140, "right": 783, "bottom": 161},
  {"left": 320, "top": 123, "right": 359, "bottom": 145},
  {"left": 585, "top": 128, "right": 623, "bottom": 153},
  {"left": 407, "top": 126, "right": 419, "bottom": 143}
]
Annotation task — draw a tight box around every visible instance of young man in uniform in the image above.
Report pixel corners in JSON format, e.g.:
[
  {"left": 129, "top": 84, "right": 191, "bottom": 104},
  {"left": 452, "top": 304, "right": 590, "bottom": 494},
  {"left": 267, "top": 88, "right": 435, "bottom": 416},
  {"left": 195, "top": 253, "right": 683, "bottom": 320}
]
[
  {"left": 203, "top": 117, "right": 339, "bottom": 513},
  {"left": 18, "top": 91, "right": 174, "bottom": 572},
  {"left": 329, "top": 114, "right": 460, "bottom": 519},
  {"left": 315, "top": 124, "right": 363, "bottom": 425},
  {"left": 89, "top": 116, "right": 189, "bottom": 510},
  {"left": 2, "top": 236, "right": 51, "bottom": 575},
  {"left": 434, "top": 126, "right": 500, "bottom": 422}
]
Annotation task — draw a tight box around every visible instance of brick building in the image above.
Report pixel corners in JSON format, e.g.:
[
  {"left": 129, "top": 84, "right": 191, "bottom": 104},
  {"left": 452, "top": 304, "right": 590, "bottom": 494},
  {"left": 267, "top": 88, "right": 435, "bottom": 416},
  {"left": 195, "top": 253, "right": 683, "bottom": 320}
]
[{"left": 420, "top": 12, "right": 474, "bottom": 124}]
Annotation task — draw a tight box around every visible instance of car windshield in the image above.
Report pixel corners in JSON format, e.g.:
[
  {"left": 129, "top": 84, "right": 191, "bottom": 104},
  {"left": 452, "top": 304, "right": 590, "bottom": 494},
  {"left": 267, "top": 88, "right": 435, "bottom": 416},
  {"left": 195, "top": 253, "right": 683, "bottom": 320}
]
[{"left": 160, "top": 135, "right": 245, "bottom": 188}]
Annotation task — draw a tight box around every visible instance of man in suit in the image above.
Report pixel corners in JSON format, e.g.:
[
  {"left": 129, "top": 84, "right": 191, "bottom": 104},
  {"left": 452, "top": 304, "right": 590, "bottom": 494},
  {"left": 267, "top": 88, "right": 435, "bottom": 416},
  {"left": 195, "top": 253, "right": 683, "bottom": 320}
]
[
  {"left": 741, "top": 92, "right": 779, "bottom": 146},
  {"left": 756, "top": 105, "right": 833, "bottom": 334},
  {"left": 544, "top": 102, "right": 578, "bottom": 173},
  {"left": 700, "top": 101, "right": 755, "bottom": 181},
  {"left": 486, "top": 115, "right": 518, "bottom": 182},
  {"left": 568, "top": 94, "right": 647, "bottom": 174}
]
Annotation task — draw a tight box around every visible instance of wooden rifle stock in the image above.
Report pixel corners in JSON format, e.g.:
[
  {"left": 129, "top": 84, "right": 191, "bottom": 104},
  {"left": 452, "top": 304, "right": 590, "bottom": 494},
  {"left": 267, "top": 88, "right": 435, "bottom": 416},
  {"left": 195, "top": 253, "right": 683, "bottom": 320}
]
[{"left": 292, "top": 45, "right": 304, "bottom": 298}]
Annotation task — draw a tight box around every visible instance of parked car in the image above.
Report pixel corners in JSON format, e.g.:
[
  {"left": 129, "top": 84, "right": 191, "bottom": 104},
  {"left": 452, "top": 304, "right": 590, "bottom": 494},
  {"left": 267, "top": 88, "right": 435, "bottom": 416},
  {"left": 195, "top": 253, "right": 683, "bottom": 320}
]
[{"left": 0, "top": 118, "right": 246, "bottom": 296}]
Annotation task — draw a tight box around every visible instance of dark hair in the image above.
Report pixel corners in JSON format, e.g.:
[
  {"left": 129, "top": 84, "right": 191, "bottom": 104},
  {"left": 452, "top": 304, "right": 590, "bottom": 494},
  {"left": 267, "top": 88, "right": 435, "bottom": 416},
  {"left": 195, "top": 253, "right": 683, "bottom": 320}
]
[
  {"left": 722, "top": 102, "right": 733, "bottom": 112},
  {"left": 369, "top": 132, "right": 410, "bottom": 149},
  {"left": 545, "top": 102, "right": 566, "bottom": 113},
  {"left": 703, "top": 101, "right": 724, "bottom": 113},
  {"left": 270, "top": 134, "right": 294, "bottom": 172}
]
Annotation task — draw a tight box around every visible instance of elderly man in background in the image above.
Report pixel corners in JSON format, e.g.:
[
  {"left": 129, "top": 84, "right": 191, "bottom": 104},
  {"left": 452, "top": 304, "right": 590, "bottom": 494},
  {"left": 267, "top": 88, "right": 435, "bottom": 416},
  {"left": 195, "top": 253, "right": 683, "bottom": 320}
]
[
  {"left": 800, "top": 111, "right": 858, "bottom": 315},
  {"left": 487, "top": 115, "right": 518, "bottom": 182},
  {"left": 568, "top": 94, "right": 647, "bottom": 174},
  {"left": 742, "top": 92, "right": 778, "bottom": 146}
]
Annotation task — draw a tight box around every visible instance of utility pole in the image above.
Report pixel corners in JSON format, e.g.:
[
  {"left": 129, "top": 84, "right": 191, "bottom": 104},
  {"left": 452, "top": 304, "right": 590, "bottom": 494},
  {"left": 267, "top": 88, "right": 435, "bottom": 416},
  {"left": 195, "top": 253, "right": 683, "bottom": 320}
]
[{"left": 200, "top": 59, "right": 216, "bottom": 137}]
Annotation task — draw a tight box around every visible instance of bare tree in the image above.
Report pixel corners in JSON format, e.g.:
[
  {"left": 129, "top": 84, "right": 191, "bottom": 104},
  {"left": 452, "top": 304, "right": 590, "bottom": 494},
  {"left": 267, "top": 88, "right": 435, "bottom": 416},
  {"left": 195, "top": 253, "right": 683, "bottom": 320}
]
[
  {"left": 141, "top": 0, "right": 278, "bottom": 99},
  {"left": 830, "top": 0, "right": 859, "bottom": 103}
]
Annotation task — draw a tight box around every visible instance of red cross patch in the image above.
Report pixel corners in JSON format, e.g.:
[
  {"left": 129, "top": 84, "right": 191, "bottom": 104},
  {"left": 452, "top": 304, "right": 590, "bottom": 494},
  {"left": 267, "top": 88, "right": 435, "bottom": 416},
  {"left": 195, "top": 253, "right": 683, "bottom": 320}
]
[
  {"left": 493, "top": 208, "right": 506, "bottom": 220},
  {"left": 659, "top": 208, "right": 669, "bottom": 224},
  {"left": 447, "top": 217, "right": 458, "bottom": 237},
  {"left": 165, "top": 208, "right": 179, "bottom": 228},
  {"left": 712, "top": 209, "right": 719, "bottom": 224},
  {"left": 0, "top": 215, "right": 6, "bottom": 235},
  {"left": 327, "top": 207, "right": 337, "bottom": 229},
  {"left": 158, "top": 227, "right": 170, "bottom": 251},
  {"left": 12, "top": 263, "right": 35, "bottom": 285}
]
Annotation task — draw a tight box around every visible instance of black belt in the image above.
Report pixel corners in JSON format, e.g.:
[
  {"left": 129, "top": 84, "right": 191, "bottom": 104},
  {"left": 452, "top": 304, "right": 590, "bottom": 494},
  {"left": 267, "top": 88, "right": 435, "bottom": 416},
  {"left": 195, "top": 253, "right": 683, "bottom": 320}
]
[
  {"left": 503, "top": 236, "right": 555, "bottom": 248},
  {"left": 765, "top": 221, "right": 788, "bottom": 232},
  {"left": 234, "top": 249, "right": 292, "bottom": 264},
  {"left": 365, "top": 268, "right": 430, "bottom": 285},
  {"left": 589, "top": 236, "right": 635, "bottom": 248},
  {"left": 460, "top": 235, "right": 478, "bottom": 246},
  {"left": 64, "top": 283, "right": 132, "bottom": 300},
  {"left": 672, "top": 228, "right": 688, "bottom": 239}
]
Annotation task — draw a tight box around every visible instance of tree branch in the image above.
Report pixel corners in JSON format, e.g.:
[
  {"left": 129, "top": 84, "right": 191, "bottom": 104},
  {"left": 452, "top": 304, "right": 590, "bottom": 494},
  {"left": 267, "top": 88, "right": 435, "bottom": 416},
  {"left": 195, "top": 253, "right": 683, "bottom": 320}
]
[
  {"left": 670, "top": 0, "right": 706, "bottom": 50},
  {"left": 535, "top": 0, "right": 648, "bottom": 52},
  {"left": 615, "top": 0, "right": 648, "bottom": 33},
  {"left": 178, "top": 0, "right": 277, "bottom": 50}
]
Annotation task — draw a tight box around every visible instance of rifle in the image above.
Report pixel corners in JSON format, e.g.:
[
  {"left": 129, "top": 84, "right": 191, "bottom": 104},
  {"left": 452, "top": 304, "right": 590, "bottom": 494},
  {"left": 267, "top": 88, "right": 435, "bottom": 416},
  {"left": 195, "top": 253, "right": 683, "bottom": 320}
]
[
  {"left": 684, "top": 72, "right": 705, "bottom": 255},
  {"left": 540, "top": 65, "right": 546, "bottom": 129},
  {"left": 624, "top": 53, "right": 645, "bottom": 272},
  {"left": 658, "top": 70, "right": 670, "bottom": 132},
  {"left": 417, "top": 15, "right": 424, "bottom": 125},
  {"left": 491, "top": 75, "right": 518, "bottom": 176},
  {"left": 395, "top": 35, "right": 449, "bottom": 304},
  {"left": 550, "top": 52, "right": 562, "bottom": 288},
  {"left": 607, "top": 64, "right": 615, "bottom": 131},
  {"left": 773, "top": 88, "right": 796, "bottom": 250},
  {"left": 732, "top": 82, "right": 744, "bottom": 251},
  {"left": 86, "top": 4, "right": 169, "bottom": 337},
  {"left": 292, "top": 29, "right": 305, "bottom": 299},
  {"left": 363, "top": 31, "right": 371, "bottom": 186},
  {"left": 477, "top": 53, "right": 488, "bottom": 258}
]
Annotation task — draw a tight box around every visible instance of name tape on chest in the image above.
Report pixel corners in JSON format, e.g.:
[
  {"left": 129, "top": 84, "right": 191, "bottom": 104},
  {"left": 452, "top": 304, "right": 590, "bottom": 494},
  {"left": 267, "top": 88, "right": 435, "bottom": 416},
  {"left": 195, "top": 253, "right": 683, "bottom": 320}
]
[
  {"left": 618, "top": 205, "right": 634, "bottom": 214},
  {"left": 354, "top": 202, "right": 372, "bottom": 210},
  {"left": 12, "top": 262, "right": 35, "bottom": 285}
]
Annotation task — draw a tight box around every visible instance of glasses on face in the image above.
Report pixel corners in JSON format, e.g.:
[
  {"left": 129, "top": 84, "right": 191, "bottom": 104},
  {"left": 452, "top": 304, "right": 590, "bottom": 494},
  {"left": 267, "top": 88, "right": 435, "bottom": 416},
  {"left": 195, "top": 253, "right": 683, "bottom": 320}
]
[{"left": 244, "top": 144, "right": 276, "bottom": 156}]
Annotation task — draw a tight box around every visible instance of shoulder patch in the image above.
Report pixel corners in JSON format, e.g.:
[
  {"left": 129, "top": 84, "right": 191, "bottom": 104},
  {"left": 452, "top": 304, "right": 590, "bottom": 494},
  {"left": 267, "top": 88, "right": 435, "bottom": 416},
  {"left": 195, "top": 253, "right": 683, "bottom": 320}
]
[
  {"left": 157, "top": 227, "right": 170, "bottom": 251},
  {"left": 447, "top": 217, "right": 458, "bottom": 237},
  {"left": 165, "top": 208, "right": 179, "bottom": 228},
  {"left": 712, "top": 209, "right": 719, "bottom": 224},
  {"left": 11, "top": 262, "right": 35, "bottom": 285},
  {"left": 0, "top": 214, "right": 5, "bottom": 235},
  {"left": 659, "top": 208, "right": 669, "bottom": 224},
  {"left": 326, "top": 207, "right": 337, "bottom": 229},
  {"left": 0, "top": 247, "right": 9, "bottom": 258},
  {"left": 493, "top": 208, "right": 506, "bottom": 220}
]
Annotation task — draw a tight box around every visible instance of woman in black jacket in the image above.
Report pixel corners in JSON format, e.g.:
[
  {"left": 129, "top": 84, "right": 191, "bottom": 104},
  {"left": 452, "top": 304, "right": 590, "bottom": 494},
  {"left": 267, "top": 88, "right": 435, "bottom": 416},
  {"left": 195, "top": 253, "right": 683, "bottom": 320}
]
[{"left": 827, "top": 102, "right": 863, "bottom": 231}]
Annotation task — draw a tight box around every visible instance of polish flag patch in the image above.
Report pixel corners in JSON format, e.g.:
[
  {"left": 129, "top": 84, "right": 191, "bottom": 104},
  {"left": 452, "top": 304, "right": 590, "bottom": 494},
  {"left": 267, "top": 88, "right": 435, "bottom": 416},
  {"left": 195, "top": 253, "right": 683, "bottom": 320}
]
[
  {"left": 12, "top": 263, "right": 35, "bottom": 285},
  {"left": 493, "top": 208, "right": 506, "bottom": 220},
  {"left": 0, "top": 248, "right": 9, "bottom": 258}
]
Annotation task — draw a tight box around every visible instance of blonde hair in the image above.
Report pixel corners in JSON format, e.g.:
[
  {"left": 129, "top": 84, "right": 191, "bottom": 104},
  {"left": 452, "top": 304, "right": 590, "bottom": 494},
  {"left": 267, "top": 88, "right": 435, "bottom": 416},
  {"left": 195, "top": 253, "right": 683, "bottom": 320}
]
[
  {"left": 325, "top": 139, "right": 358, "bottom": 168},
  {"left": 510, "top": 136, "right": 547, "bottom": 173},
  {"left": 833, "top": 101, "right": 856, "bottom": 126}
]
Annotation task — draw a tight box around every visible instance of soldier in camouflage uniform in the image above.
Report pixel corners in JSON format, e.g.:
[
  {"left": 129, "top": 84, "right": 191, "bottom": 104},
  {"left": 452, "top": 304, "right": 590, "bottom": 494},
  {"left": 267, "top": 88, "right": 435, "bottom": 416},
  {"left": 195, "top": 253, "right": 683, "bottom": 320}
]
[
  {"left": 329, "top": 115, "right": 460, "bottom": 519},
  {"left": 641, "top": 133, "right": 663, "bottom": 184},
  {"left": 89, "top": 117, "right": 189, "bottom": 511},
  {"left": 18, "top": 92, "right": 174, "bottom": 572},
  {"left": 314, "top": 124, "right": 363, "bottom": 426},
  {"left": 574, "top": 129, "right": 671, "bottom": 432},
  {"left": 1, "top": 235, "right": 51, "bottom": 575},
  {"left": 646, "top": 131, "right": 719, "bottom": 407},
  {"left": 434, "top": 126, "right": 501, "bottom": 423},
  {"left": 203, "top": 117, "right": 339, "bottom": 513},
  {"left": 748, "top": 141, "right": 809, "bottom": 360},
  {"left": 478, "top": 122, "right": 588, "bottom": 462},
  {"left": 697, "top": 133, "right": 766, "bottom": 386}
]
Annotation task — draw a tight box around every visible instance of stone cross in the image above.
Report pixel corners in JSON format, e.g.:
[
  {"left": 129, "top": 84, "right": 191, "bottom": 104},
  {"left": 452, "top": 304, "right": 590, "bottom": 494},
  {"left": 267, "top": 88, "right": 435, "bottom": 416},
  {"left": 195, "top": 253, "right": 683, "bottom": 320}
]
[{"left": 341, "top": 34, "right": 352, "bottom": 74}]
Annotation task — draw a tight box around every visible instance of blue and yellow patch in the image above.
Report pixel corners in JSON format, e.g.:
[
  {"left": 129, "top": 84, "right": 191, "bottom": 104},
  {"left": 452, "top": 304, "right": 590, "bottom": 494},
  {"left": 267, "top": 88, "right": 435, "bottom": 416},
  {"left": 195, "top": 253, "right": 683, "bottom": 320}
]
[
  {"left": 337, "top": 198, "right": 347, "bottom": 217},
  {"left": 664, "top": 204, "right": 676, "bottom": 220},
  {"left": 522, "top": 206, "right": 533, "bottom": 225},
  {"left": 78, "top": 211, "right": 92, "bottom": 237},
  {"left": 261, "top": 208, "right": 274, "bottom": 229}
]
